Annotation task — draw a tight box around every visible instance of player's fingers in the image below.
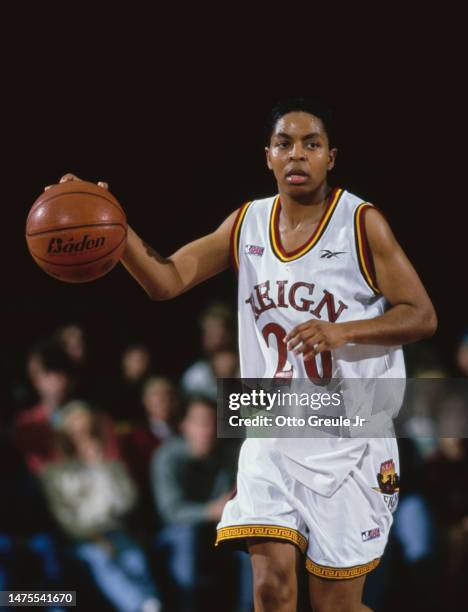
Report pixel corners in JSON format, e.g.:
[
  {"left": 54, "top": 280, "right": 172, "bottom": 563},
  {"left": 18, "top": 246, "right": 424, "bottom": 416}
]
[
  {"left": 303, "top": 342, "right": 327, "bottom": 361},
  {"left": 288, "top": 330, "right": 320, "bottom": 353},
  {"left": 294, "top": 331, "right": 325, "bottom": 355},
  {"left": 60, "top": 173, "right": 82, "bottom": 183},
  {"left": 284, "top": 320, "right": 319, "bottom": 343},
  {"left": 287, "top": 332, "right": 307, "bottom": 351},
  {"left": 97, "top": 181, "right": 109, "bottom": 190}
]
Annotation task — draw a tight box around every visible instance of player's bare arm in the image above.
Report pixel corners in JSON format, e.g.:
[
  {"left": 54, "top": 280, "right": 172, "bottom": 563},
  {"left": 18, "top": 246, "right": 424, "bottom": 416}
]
[
  {"left": 286, "top": 207, "right": 437, "bottom": 360},
  {"left": 56, "top": 173, "right": 238, "bottom": 300},
  {"left": 121, "top": 213, "right": 237, "bottom": 300}
]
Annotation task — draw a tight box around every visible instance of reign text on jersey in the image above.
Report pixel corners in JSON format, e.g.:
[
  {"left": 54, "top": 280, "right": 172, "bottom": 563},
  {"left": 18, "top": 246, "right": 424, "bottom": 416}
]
[{"left": 245, "top": 280, "right": 349, "bottom": 323}]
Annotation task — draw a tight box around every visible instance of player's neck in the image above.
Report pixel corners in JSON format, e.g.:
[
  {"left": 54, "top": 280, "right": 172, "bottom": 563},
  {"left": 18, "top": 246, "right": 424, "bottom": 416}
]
[{"left": 278, "top": 183, "right": 332, "bottom": 227}]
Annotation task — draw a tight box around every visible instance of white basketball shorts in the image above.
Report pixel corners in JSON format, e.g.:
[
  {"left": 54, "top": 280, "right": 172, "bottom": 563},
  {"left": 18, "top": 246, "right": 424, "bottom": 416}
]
[{"left": 216, "top": 437, "right": 399, "bottom": 579}]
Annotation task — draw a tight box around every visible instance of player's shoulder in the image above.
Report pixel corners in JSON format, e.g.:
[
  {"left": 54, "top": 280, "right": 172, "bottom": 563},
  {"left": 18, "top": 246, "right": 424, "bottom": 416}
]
[
  {"left": 243, "top": 194, "right": 277, "bottom": 210},
  {"left": 229, "top": 194, "right": 276, "bottom": 228},
  {"left": 338, "top": 187, "right": 370, "bottom": 210}
]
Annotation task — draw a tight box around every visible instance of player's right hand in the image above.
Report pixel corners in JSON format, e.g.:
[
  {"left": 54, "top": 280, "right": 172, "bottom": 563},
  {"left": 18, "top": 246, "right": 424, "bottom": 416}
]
[{"left": 44, "top": 173, "right": 109, "bottom": 191}]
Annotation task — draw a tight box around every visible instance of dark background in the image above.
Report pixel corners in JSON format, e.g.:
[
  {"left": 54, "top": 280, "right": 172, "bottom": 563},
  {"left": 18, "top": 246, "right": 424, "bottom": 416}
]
[{"left": 1, "top": 3, "right": 465, "bottom": 380}]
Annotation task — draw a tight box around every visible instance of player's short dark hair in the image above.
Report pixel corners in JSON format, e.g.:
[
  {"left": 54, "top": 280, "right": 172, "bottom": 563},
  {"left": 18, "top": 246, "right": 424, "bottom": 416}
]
[{"left": 266, "top": 97, "right": 336, "bottom": 147}]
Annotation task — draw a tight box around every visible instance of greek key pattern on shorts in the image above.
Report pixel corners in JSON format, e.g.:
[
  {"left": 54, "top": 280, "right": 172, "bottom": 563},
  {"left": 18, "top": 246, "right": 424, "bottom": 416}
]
[
  {"left": 216, "top": 524, "right": 308, "bottom": 553},
  {"left": 305, "top": 557, "right": 380, "bottom": 580}
]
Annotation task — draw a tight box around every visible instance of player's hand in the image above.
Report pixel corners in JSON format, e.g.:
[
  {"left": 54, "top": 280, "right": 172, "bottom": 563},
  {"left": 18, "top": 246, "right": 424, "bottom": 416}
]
[
  {"left": 284, "top": 320, "right": 349, "bottom": 361},
  {"left": 44, "top": 173, "right": 109, "bottom": 191}
]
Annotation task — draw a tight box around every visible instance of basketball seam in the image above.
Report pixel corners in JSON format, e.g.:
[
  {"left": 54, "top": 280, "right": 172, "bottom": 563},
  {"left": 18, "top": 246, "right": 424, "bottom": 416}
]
[
  {"left": 28, "top": 189, "right": 124, "bottom": 219},
  {"left": 29, "top": 231, "right": 128, "bottom": 267},
  {"left": 26, "top": 222, "right": 127, "bottom": 237}
]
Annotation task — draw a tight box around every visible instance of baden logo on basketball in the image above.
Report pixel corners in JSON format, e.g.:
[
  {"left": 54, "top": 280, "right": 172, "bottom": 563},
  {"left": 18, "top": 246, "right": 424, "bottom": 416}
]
[{"left": 47, "top": 235, "right": 106, "bottom": 254}]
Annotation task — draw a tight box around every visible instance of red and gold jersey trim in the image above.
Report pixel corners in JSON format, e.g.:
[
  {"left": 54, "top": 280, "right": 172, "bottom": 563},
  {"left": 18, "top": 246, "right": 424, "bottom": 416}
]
[
  {"left": 216, "top": 524, "right": 308, "bottom": 554},
  {"left": 306, "top": 556, "right": 380, "bottom": 580},
  {"left": 354, "top": 203, "right": 380, "bottom": 294},
  {"left": 269, "top": 187, "right": 344, "bottom": 262},
  {"left": 230, "top": 201, "right": 252, "bottom": 272}
]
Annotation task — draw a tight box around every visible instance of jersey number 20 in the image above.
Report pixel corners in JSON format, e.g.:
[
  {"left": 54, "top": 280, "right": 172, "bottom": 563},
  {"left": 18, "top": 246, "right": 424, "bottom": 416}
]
[{"left": 262, "top": 322, "right": 332, "bottom": 385}]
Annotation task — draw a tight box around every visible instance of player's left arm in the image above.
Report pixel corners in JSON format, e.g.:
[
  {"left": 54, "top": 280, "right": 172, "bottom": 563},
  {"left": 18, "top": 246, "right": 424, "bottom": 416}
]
[{"left": 286, "top": 207, "right": 437, "bottom": 360}]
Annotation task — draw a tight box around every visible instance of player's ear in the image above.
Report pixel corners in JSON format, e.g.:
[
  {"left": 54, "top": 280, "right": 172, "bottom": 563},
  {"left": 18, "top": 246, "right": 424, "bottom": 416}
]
[
  {"left": 265, "top": 146, "right": 273, "bottom": 171},
  {"left": 328, "top": 147, "right": 338, "bottom": 171}
]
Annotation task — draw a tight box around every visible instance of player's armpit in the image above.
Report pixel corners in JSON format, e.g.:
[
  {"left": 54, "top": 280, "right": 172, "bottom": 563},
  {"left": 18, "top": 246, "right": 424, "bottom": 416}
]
[
  {"left": 343, "top": 207, "right": 437, "bottom": 345},
  {"left": 122, "top": 208, "right": 239, "bottom": 300}
]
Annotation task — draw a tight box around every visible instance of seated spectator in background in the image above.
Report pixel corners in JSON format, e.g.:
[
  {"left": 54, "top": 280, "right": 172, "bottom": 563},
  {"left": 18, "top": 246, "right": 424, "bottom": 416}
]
[
  {"left": 54, "top": 323, "right": 98, "bottom": 402},
  {"left": 384, "top": 439, "right": 439, "bottom": 612},
  {"left": 15, "top": 343, "right": 76, "bottom": 473},
  {"left": 142, "top": 377, "right": 180, "bottom": 441},
  {"left": 211, "top": 349, "right": 239, "bottom": 381},
  {"left": 400, "top": 367, "right": 448, "bottom": 459},
  {"left": 0, "top": 431, "right": 63, "bottom": 593},
  {"left": 40, "top": 400, "right": 160, "bottom": 612},
  {"left": 181, "top": 303, "right": 235, "bottom": 401},
  {"left": 56, "top": 324, "right": 86, "bottom": 366},
  {"left": 424, "top": 437, "right": 468, "bottom": 610},
  {"left": 456, "top": 330, "right": 468, "bottom": 376},
  {"left": 119, "top": 377, "right": 180, "bottom": 528},
  {"left": 112, "top": 343, "right": 153, "bottom": 422},
  {"left": 151, "top": 396, "right": 251, "bottom": 611}
]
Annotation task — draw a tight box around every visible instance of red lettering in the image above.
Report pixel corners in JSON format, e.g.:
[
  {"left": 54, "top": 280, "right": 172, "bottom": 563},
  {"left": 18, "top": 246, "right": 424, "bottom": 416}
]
[
  {"left": 289, "top": 282, "right": 315, "bottom": 312},
  {"left": 310, "top": 290, "right": 348, "bottom": 322},
  {"left": 245, "top": 294, "right": 262, "bottom": 321},
  {"left": 255, "top": 281, "right": 276, "bottom": 315},
  {"left": 276, "top": 280, "right": 289, "bottom": 308},
  {"left": 262, "top": 322, "right": 293, "bottom": 380}
]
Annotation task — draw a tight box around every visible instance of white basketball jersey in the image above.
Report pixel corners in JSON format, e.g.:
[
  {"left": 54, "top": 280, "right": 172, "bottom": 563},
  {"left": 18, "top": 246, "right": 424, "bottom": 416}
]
[{"left": 230, "top": 187, "right": 405, "bottom": 496}]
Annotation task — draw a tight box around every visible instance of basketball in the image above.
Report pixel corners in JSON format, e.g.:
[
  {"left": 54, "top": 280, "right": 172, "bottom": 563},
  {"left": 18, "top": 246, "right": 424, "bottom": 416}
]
[{"left": 26, "top": 181, "right": 127, "bottom": 283}]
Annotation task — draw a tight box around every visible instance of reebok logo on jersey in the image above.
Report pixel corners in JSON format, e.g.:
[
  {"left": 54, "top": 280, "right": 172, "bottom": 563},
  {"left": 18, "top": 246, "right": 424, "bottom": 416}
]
[
  {"left": 246, "top": 244, "right": 264, "bottom": 257},
  {"left": 320, "top": 249, "right": 346, "bottom": 259},
  {"left": 361, "top": 528, "right": 380, "bottom": 542}
]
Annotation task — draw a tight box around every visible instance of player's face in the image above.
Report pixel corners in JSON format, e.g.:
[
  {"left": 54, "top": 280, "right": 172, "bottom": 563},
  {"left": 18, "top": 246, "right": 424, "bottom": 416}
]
[{"left": 265, "top": 112, "right": 337, "bottom": 196}]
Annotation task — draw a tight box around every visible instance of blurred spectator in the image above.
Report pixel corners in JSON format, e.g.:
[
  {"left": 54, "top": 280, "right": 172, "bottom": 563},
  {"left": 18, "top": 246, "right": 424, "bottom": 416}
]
[
  {"left": 122, "top": 344, "right": 151, "bottom": 383},
  {"left": 111, "top": 344, "right": 153, "bottom": 421},
  {"left": 152, "top": 396, "right": 251, "bottom": 611},
  {"left": 15, "top": 344, "right": 76, "bottom": 473},
  {"left": 54, "top": 323, "right": 99, "bottom": 401},
  {"left": 55, "top": 324, "right": 86, "bottom": 365},
  {"left": 400, "top": 369, "right": 448, "bottom": 459},
  {"left": 0, "top": 431, "right": 63, "bottom": 593},
  {"left": 456, "top": 331, "right": 468, "bottom": 376},
  {"left": 119, "top": 377, "right": 180, "bottom": 527},
  {"left": 211, "top": 349, "right": 240, "bottom": 381},
  {"left": 424, "top": 438, "right": 468, "bottom": 610},
  {"left": 8, "top": 339, "right": 73, "bottom": 421},
  {"left": 40, "top": 400, "right": 161, "bottom": 612},
  {"left": 142, "top": 377, "right": 180, "bottom": 440},
  {"left": 389, "top": 439, "right": 439, "bottom": 611},
  {"left": 181, "top": 303, "right": 235, "bottom": 400}
]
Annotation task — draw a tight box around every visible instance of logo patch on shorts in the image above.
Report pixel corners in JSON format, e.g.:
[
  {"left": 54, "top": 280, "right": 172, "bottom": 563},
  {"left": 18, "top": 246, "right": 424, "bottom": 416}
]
[
  {"left": 361, "top": 527, "right": 380, "bottom": 542},
  {"left": 373, "top": 458, "right": 400, "bottom": 513},
  {"left": 374, "top": 459, "right": 400, "bottom": 495},
  {"left": 245, "top": 244, "right": 264, "bottom": 256}
]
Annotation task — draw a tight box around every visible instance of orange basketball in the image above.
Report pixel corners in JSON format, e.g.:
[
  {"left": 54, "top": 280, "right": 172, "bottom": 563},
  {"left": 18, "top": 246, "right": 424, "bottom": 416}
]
[{"left": 26, "top": 181, "right": 127, "bottom": 283}]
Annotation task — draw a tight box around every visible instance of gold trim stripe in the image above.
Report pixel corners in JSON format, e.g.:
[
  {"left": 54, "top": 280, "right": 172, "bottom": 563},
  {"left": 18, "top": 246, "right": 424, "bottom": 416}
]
[
  {"left": 355, "top": 203, "right": 380, "bottom": 294},
  {"left": 216, "top": 524, "right": 308, "bottom": 554},
  {"left": 306, "top": 556, "right": 380, "bottom": 580},
  {"left": 231, "top": 201, "right": 251, "bottom": 271},
  {"left": 270, "top": 187, "right": 343, "bottom": 262}
]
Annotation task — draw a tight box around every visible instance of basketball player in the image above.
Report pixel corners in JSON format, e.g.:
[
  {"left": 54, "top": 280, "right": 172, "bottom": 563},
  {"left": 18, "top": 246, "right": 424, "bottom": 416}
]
[{"left": 58, "top": 98, "right": 437, "bottom": 612}]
